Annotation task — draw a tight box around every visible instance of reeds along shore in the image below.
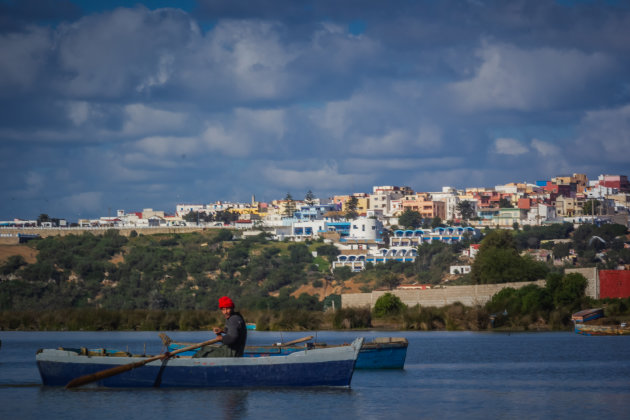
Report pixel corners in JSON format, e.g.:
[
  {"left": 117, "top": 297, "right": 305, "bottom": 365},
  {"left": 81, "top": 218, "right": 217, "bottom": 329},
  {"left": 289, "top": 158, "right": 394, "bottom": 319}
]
[{"left": 0, "top": 305, "right": 589, "bottom": 332}]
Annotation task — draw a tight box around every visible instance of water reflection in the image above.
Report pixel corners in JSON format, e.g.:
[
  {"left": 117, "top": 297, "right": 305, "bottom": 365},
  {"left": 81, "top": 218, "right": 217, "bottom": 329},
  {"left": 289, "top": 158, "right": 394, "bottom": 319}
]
[{"left": 220, "top": 390, "right": 249, "bottom": 419}]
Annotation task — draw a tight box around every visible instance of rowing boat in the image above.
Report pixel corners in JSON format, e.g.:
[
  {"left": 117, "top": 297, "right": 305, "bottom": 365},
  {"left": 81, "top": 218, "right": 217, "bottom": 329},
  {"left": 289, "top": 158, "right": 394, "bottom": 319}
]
[
  {"left": 166, "top": 336, "right": 408, "bottom": 369},
  {"left": 36, "top": 337, "right": 364, "bottom": 388}
]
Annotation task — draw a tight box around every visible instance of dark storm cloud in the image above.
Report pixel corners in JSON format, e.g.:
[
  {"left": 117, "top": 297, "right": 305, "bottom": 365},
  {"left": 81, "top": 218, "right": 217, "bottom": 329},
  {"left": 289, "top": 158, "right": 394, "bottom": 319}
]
[
  {"left": 0, "top": 0, "right": 82, "bottom": 32},
  {"left": 0, "top": 0, "right": 629, "bottom": 220}
]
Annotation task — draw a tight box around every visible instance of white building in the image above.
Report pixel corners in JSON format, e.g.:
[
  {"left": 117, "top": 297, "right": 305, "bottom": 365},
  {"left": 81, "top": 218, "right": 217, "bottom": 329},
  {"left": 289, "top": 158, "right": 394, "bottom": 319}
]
[{"left": 368, "top": 185, "right": 413, "bottom": 216}]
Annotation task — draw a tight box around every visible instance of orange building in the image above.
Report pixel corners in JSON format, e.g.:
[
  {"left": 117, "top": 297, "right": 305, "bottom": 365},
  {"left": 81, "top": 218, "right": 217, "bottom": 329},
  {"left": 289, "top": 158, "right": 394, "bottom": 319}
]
[{"left": 401, "top": 193, "right": 446, "bottom": 219}]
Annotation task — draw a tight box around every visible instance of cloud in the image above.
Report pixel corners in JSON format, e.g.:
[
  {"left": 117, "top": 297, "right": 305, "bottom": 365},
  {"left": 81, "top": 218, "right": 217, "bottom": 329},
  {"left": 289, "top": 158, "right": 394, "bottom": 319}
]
[
  {"left": 122, "top": 104, "right": 188, "bottom": 136},
  {"left": 132, "top": 136, "right": 200, "bottom": 159},
  {"left": 67, "top": 101, "right": 90, "bottom": 126},
  {"left": 345, "top": 157, "right": 465, "bottom": 172},
  {"left": 201, "top": 108, "right": 286, "bottom": 157},
  {"left": 493, "top": 138, "right": 528, "bottom": 155},
  {"left": 64, "top": 192, "right": 105, "bottom": 217},
  {"left": 573, "top": 104, "right": 630, "bottom": 163},
  {"left": 262, "top": 162, "right": 372, "bottom": 191},
  {"left": 0, "top": 26, "right": 50, "bottom": 92},
  {"left": 55, "top": 7, "right": 194, "bottom": 98},
  {"left": 354, "top": 124, "right": 442, "bottom": 157},
  {"left": 23, "top": 171, "right": 45, "bottom": 198},
  {"left": 530, "top": 138, "right": 560, "bottom": 157},
  {"left": 448, "top": 42, "right": 614, "bottom": 112}
]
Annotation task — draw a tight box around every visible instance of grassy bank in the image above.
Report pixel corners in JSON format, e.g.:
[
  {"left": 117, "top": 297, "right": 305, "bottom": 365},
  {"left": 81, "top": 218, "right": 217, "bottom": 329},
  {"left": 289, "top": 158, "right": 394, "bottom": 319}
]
[{"left": 0, "top": 304, "right": 583, "bottom": 332}]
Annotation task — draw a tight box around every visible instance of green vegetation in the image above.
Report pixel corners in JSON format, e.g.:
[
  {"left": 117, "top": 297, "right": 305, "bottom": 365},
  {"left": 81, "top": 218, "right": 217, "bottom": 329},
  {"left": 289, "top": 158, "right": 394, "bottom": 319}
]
[
  {"left": 398, "top": 209, "right": 422, "bottom": 229},
  {"left": 513, "top": 222, "right": 574, "bottom": 250},
  {"left": 471, "top": 230, "right": 550, "bottom": 284},
  {"left": 345, "top": 196, "right": 359, "bottom": 220},
  {"left": 414, "top": 241, "right": 467, "bottom": 284},
  {"left": 373, "top": 293, "right": 405, "bottom": 318},
  {"left": 485, "top": 272, "right": 589, "bottom": 329},
  {"left": 0, "top": 230, "right": 324, "bottom": 315},
  {"left": 1, "top": 222, "right": 629, "bottom": 331},
  {"left": 456, "top": 201, "right": 475, "bottom": 221}
]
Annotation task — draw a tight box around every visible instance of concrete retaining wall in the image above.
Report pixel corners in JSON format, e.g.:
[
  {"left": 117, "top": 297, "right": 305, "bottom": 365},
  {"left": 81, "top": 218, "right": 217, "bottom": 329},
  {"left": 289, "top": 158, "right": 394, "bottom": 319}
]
[
  {"left": 342, "top": 280, "right": 547, "bottom": 308},
  {"left": 0, "top": 226, "right": 212, "bottom": 238},
  {"left": 565, "top": 267, "right": 599, "bottom": 299},
  {"left": 0, "top": 233, "right": 19, "bottom": 245}
]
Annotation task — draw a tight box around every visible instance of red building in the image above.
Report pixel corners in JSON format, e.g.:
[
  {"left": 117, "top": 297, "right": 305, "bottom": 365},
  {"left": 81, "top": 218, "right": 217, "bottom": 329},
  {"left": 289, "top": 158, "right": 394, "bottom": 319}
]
[
  {"left": 597, "top": 175, "right": 630, "bottom": 192},
  {"left": 599, "top": 270, "right": 630, "bottom": 299}
]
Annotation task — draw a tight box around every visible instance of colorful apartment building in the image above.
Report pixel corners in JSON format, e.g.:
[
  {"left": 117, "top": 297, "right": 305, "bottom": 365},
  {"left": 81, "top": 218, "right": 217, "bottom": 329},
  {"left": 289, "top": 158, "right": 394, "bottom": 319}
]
[
  {"left": 597, "top": 174, "right": 630, "bottom": 192},
  {"left": 401, "top": 193, "right": 446, "bottom": 219},
  {"left": 332, "top": 194, "right": 370, "bottom": 215}
]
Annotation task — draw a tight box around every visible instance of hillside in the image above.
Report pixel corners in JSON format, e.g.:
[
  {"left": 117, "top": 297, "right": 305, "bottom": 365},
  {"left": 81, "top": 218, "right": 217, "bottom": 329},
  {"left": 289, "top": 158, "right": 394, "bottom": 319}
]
[
  {"left": 0, "top": 245, "right": 38, "bottom": 264},
  {"left": 1, "top": 222, "right": 628, "bottom": 315}
]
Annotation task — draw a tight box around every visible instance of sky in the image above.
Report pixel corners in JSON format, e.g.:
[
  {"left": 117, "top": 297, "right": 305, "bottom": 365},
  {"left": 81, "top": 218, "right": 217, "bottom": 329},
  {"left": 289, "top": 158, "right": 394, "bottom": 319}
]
[{"left": 1, "top": 0, "right": 630, "bottom": 221}]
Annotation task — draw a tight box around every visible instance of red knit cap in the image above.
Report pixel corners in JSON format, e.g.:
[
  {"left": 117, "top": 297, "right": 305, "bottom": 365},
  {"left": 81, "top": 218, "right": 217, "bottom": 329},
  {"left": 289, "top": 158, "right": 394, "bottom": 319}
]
[{"left": 218, "top": 296, "right": 234, "bottom": 308}]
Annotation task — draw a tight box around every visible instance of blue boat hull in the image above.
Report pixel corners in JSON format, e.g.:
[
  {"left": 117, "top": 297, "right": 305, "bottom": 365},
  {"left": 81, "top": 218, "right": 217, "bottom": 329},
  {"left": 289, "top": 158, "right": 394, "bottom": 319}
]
[
  {"left": 36, "top": 338, "right": 363, "bottom": 388},
  {"left": 354, "top": 345, "right": 407, "bottom": 369},
  {"left": 37, "top": 359, "right": 355, "bottom": 388},
  {"left": 169, "top": 337, "right": 408, "bottom": 369}
]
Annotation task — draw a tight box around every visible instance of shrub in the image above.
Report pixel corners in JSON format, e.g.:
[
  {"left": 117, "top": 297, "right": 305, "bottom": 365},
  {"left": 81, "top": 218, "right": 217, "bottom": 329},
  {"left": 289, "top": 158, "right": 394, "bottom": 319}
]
[
  {"left": 373, "top": 293, "right": 405, "bottom": 318},
  {"left": 332, "top": 308, "right": 372, "bottom": 329}
]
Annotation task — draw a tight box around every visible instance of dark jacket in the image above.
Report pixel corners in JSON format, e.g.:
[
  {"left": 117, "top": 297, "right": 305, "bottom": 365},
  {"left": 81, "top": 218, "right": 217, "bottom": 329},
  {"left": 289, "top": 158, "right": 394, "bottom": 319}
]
[{"left": 222, "top": 312, "right": 247, "bottom": 357}]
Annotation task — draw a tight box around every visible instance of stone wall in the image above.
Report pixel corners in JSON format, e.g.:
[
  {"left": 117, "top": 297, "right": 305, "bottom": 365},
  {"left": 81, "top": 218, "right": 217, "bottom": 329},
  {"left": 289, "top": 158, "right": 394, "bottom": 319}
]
[
  {"left": 342, "top": 280, "right": 547, "bottom": 308},
  {"left": 565, "top": 267, "right": 599, "bottom": 299},
  {"left": 0, "top": 226, "right": 212, "bottom": 238},
  {"left": 0, "top": 233, "right": 19, "bottom": 245}
]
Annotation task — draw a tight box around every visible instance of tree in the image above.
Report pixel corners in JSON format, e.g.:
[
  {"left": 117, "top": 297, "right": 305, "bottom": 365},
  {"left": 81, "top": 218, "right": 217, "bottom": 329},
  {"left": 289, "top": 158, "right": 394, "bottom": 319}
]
[
  {"left": 373, "top": 293, "right": 405, "bottom": 318},
  {"left": 288, "top": 243, "right": 313, "bottom": 264},
  {"left": 1, "top": 255, "right": 27, "bottom": 275},
  {"left": 553, "top": 273, "right": 587, "bottom": 309},
  {"left": 431, "top": 217, "right": 442, "bottom": 229},
  {"left": 37, "top": 214, "right": 51, "bottom": 226},
  {"left": 380, "top": 274, "right": 402, "bottom": 290},
  {"left": 552, "top": 242, "right": 571, "bottom": 260},
  {"left": 471, "top": 230, "right": 549, "bottom": 284},
  {"left": 333, "top": 266, "right": 354, "bottom": 281},
  {"left": 316, "top": 244, "right": 340, "bottom": 259},
  {"left": 498, "top": 198, "right": 513, "bottom": 208},
  {"left": 398, "top": 209, "right": 422, "bottom": 229},
  {"left": 215, "top": 210, "right": 237, "bottom": 224},
  {"left": 215, "top": 229, "right": 233, "bottom": 242},
  {"left": 345, "top": 196, "right": 359, "bottom": 220},
  {"left": 284, "top": 192, "right": 296, "bottom": 217},
  {"left": 305, "top": 190, "right": 316, "bottom": 206},
  {"left": 183, "top": 211, "right": 199, "bottom": 223},
  {"left": 456, "top": 201, "right": 475, "bottom": 220},
  {"left": 582, "top": 199, "right": 601, "bottom": 215}
]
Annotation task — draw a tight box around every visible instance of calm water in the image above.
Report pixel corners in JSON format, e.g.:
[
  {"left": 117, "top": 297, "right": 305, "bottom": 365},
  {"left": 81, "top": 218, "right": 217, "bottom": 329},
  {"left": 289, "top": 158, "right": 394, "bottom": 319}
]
[{"left": 1, "top": 330, "right": 629, "bottom": 419}]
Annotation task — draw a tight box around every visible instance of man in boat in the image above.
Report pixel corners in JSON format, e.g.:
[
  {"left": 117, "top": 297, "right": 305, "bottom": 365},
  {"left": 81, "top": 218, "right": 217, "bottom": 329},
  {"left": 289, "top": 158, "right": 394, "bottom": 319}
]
[{"left": 193, "top": 296, "right": 247, "bottom": 357}]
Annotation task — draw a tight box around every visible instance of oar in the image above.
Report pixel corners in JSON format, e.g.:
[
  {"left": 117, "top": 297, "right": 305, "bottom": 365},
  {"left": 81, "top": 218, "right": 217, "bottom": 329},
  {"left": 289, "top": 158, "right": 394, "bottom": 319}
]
[
  {"left": 275, "top": 335, "right": 314, "bottom": 347},
  {"left": 65, "top": 337, "right": 221, "bottom": 389}
]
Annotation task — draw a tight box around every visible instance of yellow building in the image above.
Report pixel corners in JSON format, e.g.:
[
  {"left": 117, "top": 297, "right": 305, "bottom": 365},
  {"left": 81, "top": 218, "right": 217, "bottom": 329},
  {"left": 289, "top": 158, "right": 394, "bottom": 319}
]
[{"left": 333, "top": 194, "right": 370, "bottom": 215}]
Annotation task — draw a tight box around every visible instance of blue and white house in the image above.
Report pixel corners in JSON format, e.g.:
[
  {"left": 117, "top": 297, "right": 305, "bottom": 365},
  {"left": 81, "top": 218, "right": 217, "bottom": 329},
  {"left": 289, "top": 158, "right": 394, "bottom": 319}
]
[{"left": 334, "top": 226, "right": 480, "bottom": 272}]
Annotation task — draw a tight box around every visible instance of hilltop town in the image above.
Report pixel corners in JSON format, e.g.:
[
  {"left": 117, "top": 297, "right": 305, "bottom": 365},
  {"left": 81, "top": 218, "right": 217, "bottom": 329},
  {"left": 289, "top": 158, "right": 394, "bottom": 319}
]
[{"left": 3, "top": 173, "right": 628, "bottom": 272}]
